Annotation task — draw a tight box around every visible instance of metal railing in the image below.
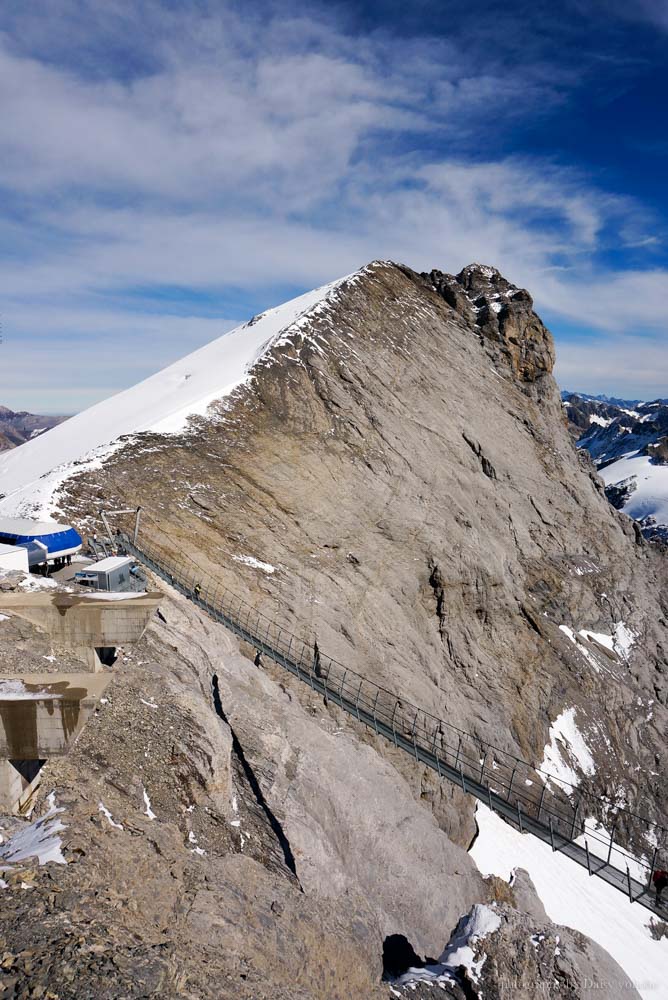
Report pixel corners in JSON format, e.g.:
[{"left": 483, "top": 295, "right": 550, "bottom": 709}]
[{"left": 118, "top": 528, "right": 667, "bottom": 915}]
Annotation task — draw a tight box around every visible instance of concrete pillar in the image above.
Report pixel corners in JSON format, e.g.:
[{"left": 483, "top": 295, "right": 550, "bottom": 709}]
[{"left": 0, "top": 759, "right": 45, "bottom": 815}]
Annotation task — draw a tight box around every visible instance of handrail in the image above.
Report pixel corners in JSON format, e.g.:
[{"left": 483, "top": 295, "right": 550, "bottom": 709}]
[{"left": 119, "top": 528, "right": 667, "bottom": 915}]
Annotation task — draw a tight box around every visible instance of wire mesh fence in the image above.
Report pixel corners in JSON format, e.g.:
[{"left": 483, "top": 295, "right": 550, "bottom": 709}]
[{"left": 117, "top": 525, "right": 667, "bottom": 910}]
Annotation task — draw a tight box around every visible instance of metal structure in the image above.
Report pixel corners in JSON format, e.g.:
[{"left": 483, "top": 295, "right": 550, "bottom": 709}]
[
  {"left": 100, "top": 507, "right": 142, "bottom": 549},
  {"left": 119, "top": 528, "right": 667, "bottom": 916}
]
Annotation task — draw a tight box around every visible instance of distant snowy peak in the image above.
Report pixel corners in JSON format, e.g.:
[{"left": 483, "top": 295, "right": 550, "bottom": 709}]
[
  {"left": 564, "top": 392, "right": 668, "bottom": 539},
  {"left": 0, "top": 265, "right": 373, "bottom": 517}
]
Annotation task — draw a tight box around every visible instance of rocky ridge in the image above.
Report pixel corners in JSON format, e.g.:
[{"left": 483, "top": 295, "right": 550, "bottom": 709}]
[
  {"left": 54, "top": 261, "right": 668, "bottom": 839},
  {"left": 0, "top": 260, "right": 666, "bottom": 996}
]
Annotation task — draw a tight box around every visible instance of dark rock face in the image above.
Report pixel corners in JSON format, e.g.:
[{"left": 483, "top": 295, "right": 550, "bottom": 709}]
[
  {"left": 421, "top": 263, "right": 556, "bottom": 383},
  {"left": 561, "top": 393, "right": 625, "bottom": 441},
  {"left": 0, "top": 405, "right": 68, "bottom": 451},
  {"left": 649, "top": 436, "right": 668, "bottom": 466},
  {"left": 605, "top": 476, "right": 638, "bottom": 510},
  {"left": 571, "top": 396, "right": 668, "bottom": 468}
]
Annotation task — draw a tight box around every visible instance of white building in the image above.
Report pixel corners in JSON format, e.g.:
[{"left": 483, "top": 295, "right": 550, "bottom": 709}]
[{"left": 0, "top": 542, "right": 29, "bottom": 574}]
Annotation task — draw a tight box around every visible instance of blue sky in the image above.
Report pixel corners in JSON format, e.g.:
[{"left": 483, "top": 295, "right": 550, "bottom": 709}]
[{"left": 0, "top": 0, "right": 667, "bottom": 413}]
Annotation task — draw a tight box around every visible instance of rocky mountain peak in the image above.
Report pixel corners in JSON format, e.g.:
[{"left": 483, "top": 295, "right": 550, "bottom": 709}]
[
  {"left": 420, "top": 262, "right": 555, "bottom": 383},
  {"left": 0, "top": 259, "right": 666, "bottom": 996}
]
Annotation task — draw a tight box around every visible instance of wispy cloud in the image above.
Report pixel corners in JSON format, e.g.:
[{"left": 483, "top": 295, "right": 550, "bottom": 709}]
[{"left": 0, "top": 0, "right": 666, "bottom": 410}]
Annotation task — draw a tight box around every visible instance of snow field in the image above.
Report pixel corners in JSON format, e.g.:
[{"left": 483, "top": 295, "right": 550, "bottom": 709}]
[{"left": 470, "top": 805, "right": 666, "bottom": 1000}]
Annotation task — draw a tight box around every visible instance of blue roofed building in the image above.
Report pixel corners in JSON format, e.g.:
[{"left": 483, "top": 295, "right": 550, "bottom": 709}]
[{"left": 0, "top": 517, "right": 82, "bottom": 566}]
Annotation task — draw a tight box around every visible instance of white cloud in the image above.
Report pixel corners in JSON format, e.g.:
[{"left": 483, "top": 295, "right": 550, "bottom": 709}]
[{"left": 0, "top": 0, "right": 666, "bottom": 411}]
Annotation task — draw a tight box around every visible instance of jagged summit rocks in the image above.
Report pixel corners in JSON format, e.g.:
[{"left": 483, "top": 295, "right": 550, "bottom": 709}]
[{"left": 419, "top": 263, "right": 556, "bottom": 383}]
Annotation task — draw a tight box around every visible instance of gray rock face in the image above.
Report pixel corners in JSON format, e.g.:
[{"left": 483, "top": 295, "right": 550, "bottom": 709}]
[
  {"left": 0, "top": 587, "right": 485, "bottom": 997},
  {"left": 57, "top": 261, "right": 667, "bottom": 847},
  {"left": 391, "top": 871, "right": 642, "bottom": 1000},
  {"left": 1, "top": 590, "right": 652, "bottom": 999},
  {"left": 479, "top": 900, "right": 643, "bottom": 1000},
  {"left": 4, "top": 259, "right": 665, "bottom": 994}
]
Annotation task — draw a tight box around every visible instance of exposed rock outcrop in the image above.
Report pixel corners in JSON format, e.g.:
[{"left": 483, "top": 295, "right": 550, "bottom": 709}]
[
  {"left": 2, "top": 260, "right": 666, "bottom": 996},
  {"left": 421, "top": 263, "right": 556, "bottom": 383},
  {"left": 55, "top": 261, "right": 667, "bottom": 845}
]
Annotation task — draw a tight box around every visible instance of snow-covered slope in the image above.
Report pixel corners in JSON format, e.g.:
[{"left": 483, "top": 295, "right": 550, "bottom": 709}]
[
  {"left": 600, "top": 453, "right": 668, "bottom": 533},
  {"left": 564, "top": 392, "right": 668, "bottom": 539},
  {"left": 0, "top": 271, "right": 358, "bottom": 517},
  {"left": 471, "top": 804, "right": 666, "bottom": 1000}
]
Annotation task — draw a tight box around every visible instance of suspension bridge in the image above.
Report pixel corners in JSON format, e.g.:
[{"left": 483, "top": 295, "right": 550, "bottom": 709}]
[{"left": 113, "top": 521, "right": 666, "bottom": 916}]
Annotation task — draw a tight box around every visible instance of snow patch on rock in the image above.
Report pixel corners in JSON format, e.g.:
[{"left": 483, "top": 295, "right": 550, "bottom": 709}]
[
  {"left": 0, "top": 794, "right": 66, "bottom": 867},
  {"left": 396, "top": 903, "right": 501, "bottom": 988},
  {"left": 233, "top": 555, "right": 276, "bottom": 574},
  {"left": 470, "top": 804, "right": 666, "bottom": 1000},
  {"left": 539, "top": 706, "right": 595, "bottom": 791},
  {"left": 0, "top": 679, "right": 63, "bottom": 701},
  {"left": 98, "top": 802, "right": 124, "bottom": 830}
]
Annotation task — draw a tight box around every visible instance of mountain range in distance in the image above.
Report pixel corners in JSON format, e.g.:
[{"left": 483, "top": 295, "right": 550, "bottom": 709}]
[
  {"left": 563, "top": 391, "right": 668, "bottom": 540},
  {"left": 0, "top": 405, "right": 68, "bottom": 452}
]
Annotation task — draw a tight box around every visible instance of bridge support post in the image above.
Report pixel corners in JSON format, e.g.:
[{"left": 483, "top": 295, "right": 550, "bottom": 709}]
[
  {"left": 570, "top": 800, "right": 580, "bottom": 840},
  {"left": 585, "top": 839, "right": 592, "bottom": 875},
  {"left": 411, "top": 712, "right": 419, "bottom": 761},
  {"left": 390, "top": 701, "right": 399, "bottom": 747},
  {"left": 454, "top": 736, "right": 462, "bottom": 771},
  {"left": 607, "top": 823, "right": 616, "bottom": 865},
  {"left": 647, "top": 847, "right": 658, "bottom": 891},
  {"left": 507, "top": 765, "right": 517, "bottom": 802},
  {"left": 549, "top": 816, "right": 556, "bottom": 852},
  {"left": 626, "top": 866, "right": 633, "bottom": 902},
  {"left": 371, "top": 689, "right": 380, "bottom": 733},
  {"left": 430, "top": 727, "right": 442, "bottom": 776},
  {"left": 517, "top": 800, "right": 523, "bottom": 833},
  {"left": 337, "top": 670, "right": 347, "bottom": 697},
  {"left": 537, "top": 782, "right": 547, "bottom": 822},
  {"left": 354, "top": 680, "right": 364, "bottom": 720},
  {"left": 487, "top": 785, "right": 493, "bottom": 811}
]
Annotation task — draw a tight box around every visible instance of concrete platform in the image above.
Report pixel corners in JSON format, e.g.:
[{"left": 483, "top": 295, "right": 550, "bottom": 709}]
[
  {"left": 0, "top": 591, "right": 162, "bottom": 669},
  {"left": 0, "top": 672, "right": 114, "bottom": 813},
  {"left": 0, "top": 673, "right": 113, "bottom": 758}
]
